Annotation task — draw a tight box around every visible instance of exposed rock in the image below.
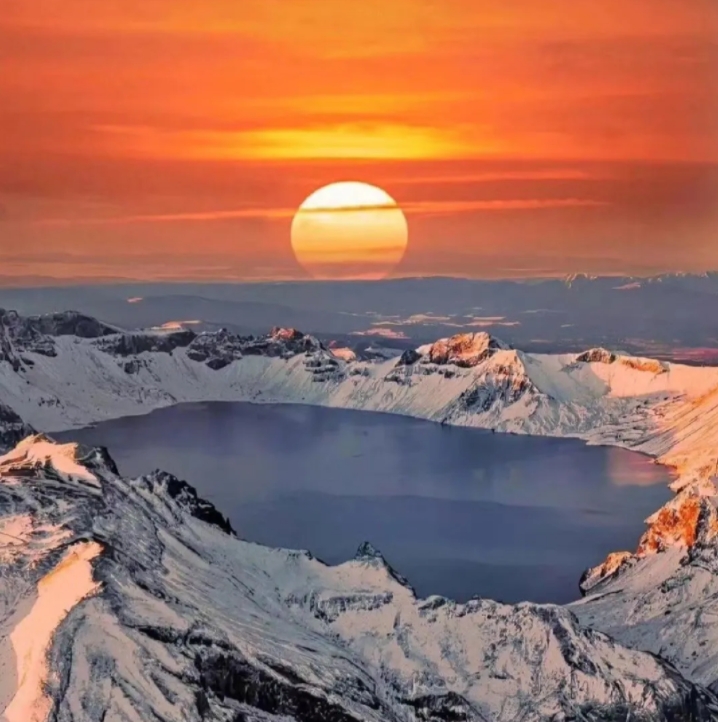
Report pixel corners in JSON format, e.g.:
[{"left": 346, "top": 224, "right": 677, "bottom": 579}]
[
  {"left": 579, "top": 551, "right": 634, "bottom": 595},
  {"left": 458, "top": 363, "right": 536, "bottom": 413},
  {"left": 122, "top": 358, "right": 146, "bottom": 374},
  {"left": 637, "top": 492, "right": 718, "bottom": 556},
  {"left": 24, "top": 309, "right": 117, "bottom": 338},
  {"left": 97, "top": 329, "right": 197, "bottom": 356},
  {"left": 187, "top": 328, "right": 245, "bottom": 367},
  {"left": 576, "top": 348, "right": 617, "bottom": 364},
  {"left": 576, "top": 348, "right": 667, "bottom": 374},
  {"left": 620, "top": 357, "right": 668, "bottom": 374},
  {"left": 270, "top": 326, "right": 304, "bottom": 342},
  {"left": 0, "top": 401, "right": 33, "bottom": 451},
  {"left": 186, "top": 327, "right": 325, "bottom": 370},
  {"left": 1, "top": 308, "right": 57, "bottom": 364},
  {"left": 402, "top": 691, "right": 487, "bottom": 722},
  {"left": 395, "top": 348, "right": 422, "bottom": 366},
  {"left": 0, "top": 309, "right": 120, "bottom": 370},
  {"left": 426, "top": 332, "right": 510, "bottom": 368},
  {"left": 137, "top": 468, "right": 236, "bottom": 535},
  {"left": 354, "top": 541, "right": 384, "bottom": 560},
  {"left": 194, "top": 650, "right": 384, "bottom": 722},
  {"left": 579, "top": 493, "right": 718, "bottom": 595},
  {"left": 353, "top": 541, "right": 415, "bottom": 592}
]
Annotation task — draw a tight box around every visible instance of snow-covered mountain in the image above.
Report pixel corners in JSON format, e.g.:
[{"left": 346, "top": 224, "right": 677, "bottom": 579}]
[
  {"left": 2, "top": 434, "right": 718, "bottom": 722},
  {"left": 3, "top": 309, "right": 718, "bottom": 718}
]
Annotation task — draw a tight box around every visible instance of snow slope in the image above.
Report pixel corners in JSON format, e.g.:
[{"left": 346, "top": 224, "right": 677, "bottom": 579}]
[
  {"left": 1, "top": 435, "right": 717, "bottom": 722},
  {"left": 3, "top": 311, "right": 718, "bottom": 708}
]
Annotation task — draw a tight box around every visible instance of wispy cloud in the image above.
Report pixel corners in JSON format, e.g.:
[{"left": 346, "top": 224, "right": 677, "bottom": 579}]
[
  {"left": 350, "top": 328, "right": 409, "bottom": 340},
  {"left": 383, "top": 169, "right": 601, "bottom": 184},
  {"left": 34, "top": 207, "right": 295, "bottom": 226},
  {"left": 93, "top": 123, "right": 480, "bottom": 161},
  {"left": 34, "top": 197, "right": 606, "bottom": 227},
  {"left": 614, "top": 281, "right": 642, "bottom": 290},
  {"left": 371, "top": 313, "right": 521, "bottom": 329},
  {"left": 402, "top": 198, "right": 606, "bottom": 216}
]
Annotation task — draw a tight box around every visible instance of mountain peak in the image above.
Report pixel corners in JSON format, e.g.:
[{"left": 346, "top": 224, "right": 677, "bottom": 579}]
[
  {"left": 353, "top": 540, "right": 415, "bottom": 592},
  {"left": 576, "top": 347, "right": 617, "bottom": 364},
  {"left": 422, "top": 331, "right": 511, "bottom": 368},
  {"left": 353, "top": 540, "right": 383, "bottom": 560}
]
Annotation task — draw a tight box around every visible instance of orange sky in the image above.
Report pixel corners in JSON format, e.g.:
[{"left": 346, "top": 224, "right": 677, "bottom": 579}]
[{"left": 1, "top": 0, "right": 717, "bottom": 282}]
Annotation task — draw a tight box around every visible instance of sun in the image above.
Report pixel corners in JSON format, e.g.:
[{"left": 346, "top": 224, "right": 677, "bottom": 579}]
[{"left": 290, "top": 181, "right": 408, "bottom": 280}]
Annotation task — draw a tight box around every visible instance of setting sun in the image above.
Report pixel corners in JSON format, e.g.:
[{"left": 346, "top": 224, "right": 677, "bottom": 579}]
[{"left": 290, "top": 182, "right": 409, "bottom": 279}]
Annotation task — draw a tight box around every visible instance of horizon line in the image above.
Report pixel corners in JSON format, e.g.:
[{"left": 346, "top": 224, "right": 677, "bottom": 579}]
[{"left": 0, "top": 270, "right": 716, "bottom": 290}]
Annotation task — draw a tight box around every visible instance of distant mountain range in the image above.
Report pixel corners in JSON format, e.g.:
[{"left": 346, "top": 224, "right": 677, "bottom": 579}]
[
  {"left": 3, "top": 307, "right": 718, "bottom": 720},
  {"left": 2, "top": 273, "right": 718, "bottom": 361}
]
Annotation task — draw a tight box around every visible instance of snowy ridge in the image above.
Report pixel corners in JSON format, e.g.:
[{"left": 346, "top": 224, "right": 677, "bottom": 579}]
[
  {"left": 3, "top": 312, "right": 718, "bottom": 701},
  {"left": 2, "top": 435, "right": 718, "bottom": 721}
]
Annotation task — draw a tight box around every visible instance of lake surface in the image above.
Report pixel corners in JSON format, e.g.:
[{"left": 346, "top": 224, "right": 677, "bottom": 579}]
[{"left": 58, "top": 402, "right": 673, "bottom": 604}]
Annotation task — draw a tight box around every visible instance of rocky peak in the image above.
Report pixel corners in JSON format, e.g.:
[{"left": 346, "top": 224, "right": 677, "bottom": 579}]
[
  {"left": 353, "top": 540, "right": 415, "bottom": 591},
  {"left": 576, "top": 347, "right": 667, "bottom": 373},
  {"left": 0, "top": 309, "right": 118, "bottom": 370},
  {"left": 138, "top": 469, "right": 235, "bottom": 535},
  {"left": 579, "top": 551, "right": 635, "bottom": 595},
  {"left": 580, "top": 490, "right": 718, "bottom": 595},
  {"left": 97, "top": 329, "right": 197, "bottom": 357},
  {"left": 426, "top": 332, "right": 511, "bottom": 368},
  {"left": 576, "top": 348, "right": 617, "bottom": 364},
  {"left": 395, "top": 348, "right": 422, "bottom": 366},
  {"left": 1, "top": 308, "right": 116, "bottom": 340},
  {"left": 637, "top": 491, "right": 718, "bottom": 555},
  {"left": 29, "top": 310, "right": 117, "bottom": 338},
  {"left": 1, "top": 308, "right": 57, "bottom": 364},
  {"left": 353, "top": 540, "right": 384, "bottom": 560}
]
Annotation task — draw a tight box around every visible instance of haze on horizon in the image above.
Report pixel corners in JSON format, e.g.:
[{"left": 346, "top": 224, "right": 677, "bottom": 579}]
[{"left": 1, "top": 0, "right": 717, "bottom": 284}]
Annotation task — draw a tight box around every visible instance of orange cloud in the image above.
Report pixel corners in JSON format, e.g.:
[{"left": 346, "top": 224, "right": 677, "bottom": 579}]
[
  {"left": 383, "top": 169, "right": 600, "bottom": 184},
  {"left": 33, "top": 197, "right": 605, "bottom": 227},
  {"left": 94, "top": 123, "right": 482, "bottom": 160}
]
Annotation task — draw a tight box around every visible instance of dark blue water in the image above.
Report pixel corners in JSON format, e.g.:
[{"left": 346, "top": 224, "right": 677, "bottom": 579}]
[{"left": 58, "top": 402, "right": 673, "bottom": 604}]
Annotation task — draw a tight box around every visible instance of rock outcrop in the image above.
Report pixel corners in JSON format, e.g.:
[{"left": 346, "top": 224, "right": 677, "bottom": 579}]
[{"left": 426, "top": 332, "right": 511, "bottom": 368}]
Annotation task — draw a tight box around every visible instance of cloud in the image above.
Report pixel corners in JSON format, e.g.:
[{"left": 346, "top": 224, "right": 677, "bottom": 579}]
[
  {"left": 383, "top": 169, "right": 601, "bottom": 184},
  {"left": 464, "top": 317, "right": 521, "bottom": 328},
  {"left": 350, "top": 328, "right": 410, "bottom": 340},
  {"left": 614, "top": 281, "right": 642, "bottom": 290},
  {"left": 402, "top": 198, "right": 607, "bottom": 216},
  {"left": 34, "top": 197, "right": 606, "bottom": 227},
  {"left": 151, "top": 320, "right": 202, "bottom": 330},
  {"left": 93, "top": 123, "right": 477, "bottom": 161},
  {"left": 369, "top": 313, "right": 521, "bottom": 329},
  {"left": 34, "top": 207, "right": 294, "bottom": 226}
]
